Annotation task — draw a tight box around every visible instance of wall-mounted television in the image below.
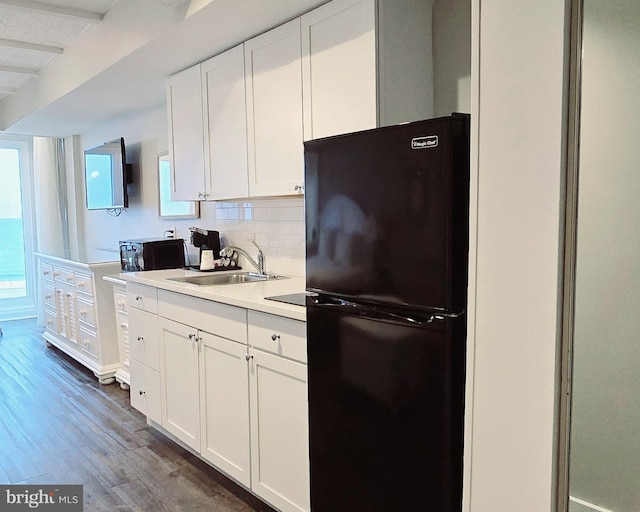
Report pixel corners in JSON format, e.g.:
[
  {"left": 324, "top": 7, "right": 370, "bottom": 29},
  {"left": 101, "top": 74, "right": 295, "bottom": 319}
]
[{"left": 84, "top": 137, "right": 130, "bottom": 210}]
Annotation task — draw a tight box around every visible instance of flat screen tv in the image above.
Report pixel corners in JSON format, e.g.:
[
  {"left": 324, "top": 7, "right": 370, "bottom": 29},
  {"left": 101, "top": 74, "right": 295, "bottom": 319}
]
[{"left": 84, "top": 137, "right": 130, "bottom": 210}]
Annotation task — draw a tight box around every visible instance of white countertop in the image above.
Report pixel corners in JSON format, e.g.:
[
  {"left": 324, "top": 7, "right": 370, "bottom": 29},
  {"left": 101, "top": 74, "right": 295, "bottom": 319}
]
[{"left": 118, "top": 268, "right": 307, "bottom": 322}]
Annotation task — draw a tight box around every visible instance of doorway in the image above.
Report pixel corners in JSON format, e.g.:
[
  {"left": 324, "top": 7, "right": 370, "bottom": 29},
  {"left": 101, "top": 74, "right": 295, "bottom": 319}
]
[{"left": 0, "top": 138, "right": 36, "bottom": 320}]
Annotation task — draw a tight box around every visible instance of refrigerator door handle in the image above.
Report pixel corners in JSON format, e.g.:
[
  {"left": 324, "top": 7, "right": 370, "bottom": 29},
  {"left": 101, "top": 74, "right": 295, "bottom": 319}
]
[{"left": 313, "top": 299, "right": 451, "bottom": 327}]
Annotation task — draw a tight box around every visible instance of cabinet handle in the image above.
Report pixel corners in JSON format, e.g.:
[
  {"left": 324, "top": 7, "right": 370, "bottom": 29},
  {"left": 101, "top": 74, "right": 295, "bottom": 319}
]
[
  {"left": 135, "top": 295, "right": 142, "bottom": 301},
  {"left": 245, "top": 354, "right": 253, "bottom": 361},
  {"left": 294, "top": 184, "right": 304, "bottom": 192},
  {"left": 80, "top": 310, "right": 86, "bottom": 316},
  {"left": 120, "top": 323, "right": 128, "bottom": 329},
  {"left": 139, "top": 390, "right": 146, "bottom": 396},
  {"left": 43, "top": 270, "right": 50, "bottom": 275},
  {"left": 198, "top": 192, "right": 204, "bottom": 198},
  {"left": 45, "top": 294, "right": 51, "bottom": 299},
  {"left": 78, "top": 282, "right": 85, "bottom": 288},
  {"left": 46, "top": 319, "right": 53, "bottom": 325},
  {"left": 65, "top": 292, "right": 72, "bottom": 298},
  {"left": 83, "top": 340, "right": 90, "bottom": 346},
  {"left": 271, "top": 333, "right": 280, "bottom": 341},
  {"left": 65, "top": 276, "right": 73, "bottom": 282},
  {"left": 53, "top": 271, "right": 59, "bottom": 277},
  {"left": 137, "top": 336, "right": 144, "bottom": 342}
]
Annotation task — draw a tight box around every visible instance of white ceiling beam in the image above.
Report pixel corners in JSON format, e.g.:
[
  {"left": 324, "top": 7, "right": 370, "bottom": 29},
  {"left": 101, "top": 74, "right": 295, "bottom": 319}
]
[
  {"left": 0, "top": 0, "right": 103, "bottom": 24},
  {"left": 0, "top": 37, "right": 63, "bottom": 55},
  {"left": 0, "top": 64, "right": 39, "bottom": 76},
  {"left": 0, "top": 86, "right": 18, "bottom": 94}
]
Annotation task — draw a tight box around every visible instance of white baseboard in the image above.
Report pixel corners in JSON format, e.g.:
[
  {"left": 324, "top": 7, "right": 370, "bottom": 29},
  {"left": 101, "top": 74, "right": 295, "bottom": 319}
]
[{"left": 569, "top": 496, "right": 615, "bottom": 512}]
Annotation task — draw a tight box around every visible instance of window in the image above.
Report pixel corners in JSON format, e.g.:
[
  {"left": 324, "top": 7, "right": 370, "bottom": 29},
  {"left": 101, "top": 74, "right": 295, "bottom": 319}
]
[{"left": 0, "top": 138, "right": 36, "bottom": 320}]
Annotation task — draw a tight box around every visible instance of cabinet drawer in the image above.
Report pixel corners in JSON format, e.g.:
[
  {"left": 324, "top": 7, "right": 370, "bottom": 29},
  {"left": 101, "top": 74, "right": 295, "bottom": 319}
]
[
  {"left": 130, "top": 359, "right": 161, "bottom": 423},
  {"left": 44, "top": 307, "right": 58, "bottom": 334},
  {"left": 76, "top": 296, "right": 96, "bottom": 328},
  {"left": 158, "top": 290, "right": 247, "bottom": 343},
  {"left": 75, "top": 271, "right": 94, "bottom": 297},
  {"left": 129, "top": 307, "right": 160, "bottom": 370},
  {"left": 248, "top": 311, "right": 307, "bottom": 363},
  {"left": 79, "top": 326, "right": 100, "bottom": 359},
  {"left": 41, "top": 262, "right": 54, "bottom": 283},
  {"left": 54, "top": 266, "right": 75, "bottom": 285},
  {"left": 43, "top": 283, "right": 55, "bottom": 309},
  {"left": 128, "top": 282, "right": 158, "bottom": 314},
  {"left": 114, "top": 289, "right": 128, "bottom": 313}
]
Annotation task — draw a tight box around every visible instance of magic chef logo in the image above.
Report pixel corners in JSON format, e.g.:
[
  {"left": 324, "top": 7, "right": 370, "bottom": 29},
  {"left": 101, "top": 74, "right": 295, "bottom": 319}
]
[
  {"left": 2, "top": 485, "right": 82, "bottom": 510},
  {"left": 411, "top": 135, "right": 438, "bottom": 149}
]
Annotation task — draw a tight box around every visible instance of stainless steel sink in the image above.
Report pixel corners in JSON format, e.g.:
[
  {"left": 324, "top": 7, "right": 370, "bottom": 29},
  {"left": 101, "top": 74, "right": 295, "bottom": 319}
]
[{"left": 167, "top": 272, "right": 286, "bottom": 286}]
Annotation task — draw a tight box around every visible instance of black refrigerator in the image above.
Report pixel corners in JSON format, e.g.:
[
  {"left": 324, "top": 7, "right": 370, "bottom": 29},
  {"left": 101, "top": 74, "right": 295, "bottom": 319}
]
[{"left": 304, "top": 114, "right": 470, "bottom": 512}]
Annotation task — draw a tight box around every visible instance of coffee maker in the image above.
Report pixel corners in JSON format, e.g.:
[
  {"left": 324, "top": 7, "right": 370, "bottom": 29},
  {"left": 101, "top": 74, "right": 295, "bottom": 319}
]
[{"left": 189, "top": 227, "right": 221, "bottom": 270}]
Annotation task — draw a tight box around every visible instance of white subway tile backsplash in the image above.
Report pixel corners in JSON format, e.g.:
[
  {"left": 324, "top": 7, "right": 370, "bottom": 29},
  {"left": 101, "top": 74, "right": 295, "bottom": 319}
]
[{"left": 203, "top": 197, "right": 305, "bottom": 276}]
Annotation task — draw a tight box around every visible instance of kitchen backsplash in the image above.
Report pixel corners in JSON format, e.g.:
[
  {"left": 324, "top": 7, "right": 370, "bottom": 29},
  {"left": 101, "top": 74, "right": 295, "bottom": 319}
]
[{"left": 203, "top": 197, "right": 305, "bottom": 277}]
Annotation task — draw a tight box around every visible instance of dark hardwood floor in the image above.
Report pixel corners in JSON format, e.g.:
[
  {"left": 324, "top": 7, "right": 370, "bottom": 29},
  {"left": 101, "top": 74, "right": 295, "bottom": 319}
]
[{"left": 0, "top": 319, "right": 276, "bottom": 512}]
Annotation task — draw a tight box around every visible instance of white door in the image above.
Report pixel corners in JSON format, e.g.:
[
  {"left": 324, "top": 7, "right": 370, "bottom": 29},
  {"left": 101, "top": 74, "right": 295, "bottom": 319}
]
[
  {"left": 249, "top": 348, "right": 310, "bottom": 512},
  {"left": 301, "top": 0, "right": 377, "bottom": 140},
  {"left": 201, "top": 44, "right": 249, "bottom": 200},
  {"left": 245, "top": 19, "right": 305, "bottom": 197},
  {"left": 167, "top": 65, "right": 206, "bottom": 201},
  {"left": 158, "top": 317, "right": 201, "bottom": 451},
  {"left": 199, "top": 331, "right": 250, "bottom": 486}
]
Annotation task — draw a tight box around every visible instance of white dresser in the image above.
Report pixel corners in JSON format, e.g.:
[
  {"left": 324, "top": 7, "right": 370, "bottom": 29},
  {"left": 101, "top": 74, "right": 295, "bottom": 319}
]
[{"left": 36, "top": 252, "right": 122, "bottom": 384}]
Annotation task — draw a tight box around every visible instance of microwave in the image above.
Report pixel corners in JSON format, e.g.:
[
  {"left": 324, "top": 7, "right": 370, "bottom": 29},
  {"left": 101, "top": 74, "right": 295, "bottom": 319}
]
[{"left": 119, "top": 238, "right": 185, "bottom": 272}]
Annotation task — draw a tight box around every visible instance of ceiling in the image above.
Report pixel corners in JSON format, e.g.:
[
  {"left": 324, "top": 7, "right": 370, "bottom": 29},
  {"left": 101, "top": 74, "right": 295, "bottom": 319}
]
[{"left": 0, "top": 0, "right": 327, "bottom": 136}]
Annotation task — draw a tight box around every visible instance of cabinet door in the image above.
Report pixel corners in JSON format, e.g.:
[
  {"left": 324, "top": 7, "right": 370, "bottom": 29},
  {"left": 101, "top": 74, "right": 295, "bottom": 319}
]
[
  {"left": 245, "top": 19, "right": 304, "bottom": 197},
  {"left": 158, "top": 317, "right": 201, "bottom": 451},
  {"left": 167, "top": 65, "right": 207, "bottom": 201},
  {"left": 301, "top": 0, "right": 377, "bottom": 141},
  {"left": 249, "top": 349, "right": 310, "bottom": 512},
  {"left": 199, "top": 332, "right": 250, "bottom": 486},
  {"left": 201, "top": 44, "right": 249, "bottom": 200}
]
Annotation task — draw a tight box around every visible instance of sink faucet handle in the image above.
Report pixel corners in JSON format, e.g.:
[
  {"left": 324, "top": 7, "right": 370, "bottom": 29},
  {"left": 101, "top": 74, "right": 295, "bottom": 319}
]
[{"left": 249, "top": 238, "right": 266, "bottom": 274}]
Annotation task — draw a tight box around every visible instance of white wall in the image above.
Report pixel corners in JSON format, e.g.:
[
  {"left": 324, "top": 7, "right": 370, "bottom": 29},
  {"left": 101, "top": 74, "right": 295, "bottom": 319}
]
[
  {"left": 465, "top": 0, "right": 569, "bottom": 511},
  {"left": 569, "top": 1, "right": 640, "bottom": 511}
]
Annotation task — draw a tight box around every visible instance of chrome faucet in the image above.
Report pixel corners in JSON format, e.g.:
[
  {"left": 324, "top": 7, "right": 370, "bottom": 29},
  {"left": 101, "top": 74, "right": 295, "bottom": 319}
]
[{"left": 225, "top": 239, "right": 266, "bottom": 275}]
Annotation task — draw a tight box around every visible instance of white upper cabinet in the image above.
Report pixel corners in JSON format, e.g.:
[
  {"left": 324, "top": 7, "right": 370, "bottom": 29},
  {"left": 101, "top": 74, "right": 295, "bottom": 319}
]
[
  {"left": 167, "top": 65, "right": 207, "bottom": 201},
  {"left": 301, "top": 0, "right": 377, "bottom": 141},
  {"left": 245, "top": 19, "right": 305, "bottom": 197},
  {"left": 201, "top": 44, "right": 250, "bottom": 200}
]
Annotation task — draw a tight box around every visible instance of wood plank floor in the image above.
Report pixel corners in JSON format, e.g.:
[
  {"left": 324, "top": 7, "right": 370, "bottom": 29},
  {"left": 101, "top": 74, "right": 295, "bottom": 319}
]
[{"left": 0, "top": 319, "right": 276, "bottom": 512}]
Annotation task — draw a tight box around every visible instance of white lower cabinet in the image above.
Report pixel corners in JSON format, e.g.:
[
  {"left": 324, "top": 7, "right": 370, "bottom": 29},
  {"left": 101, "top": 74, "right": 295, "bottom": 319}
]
[
  {"left": 158, "top": 317, "right": 201, "bottom": 452},
  {"left": 249, "top": 348, "right": 310, "bottom": 512},
  {"left": 199, "top": 331, "right": 251, "bottom": 486},
  {"left": 127, "top": 286, "right": 308, "bottom": 511}
]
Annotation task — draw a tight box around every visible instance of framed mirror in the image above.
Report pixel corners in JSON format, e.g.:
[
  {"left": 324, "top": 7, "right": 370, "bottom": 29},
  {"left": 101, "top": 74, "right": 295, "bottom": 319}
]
[{"left": 158, "top": 153, "right": 199, "bottom": 219}]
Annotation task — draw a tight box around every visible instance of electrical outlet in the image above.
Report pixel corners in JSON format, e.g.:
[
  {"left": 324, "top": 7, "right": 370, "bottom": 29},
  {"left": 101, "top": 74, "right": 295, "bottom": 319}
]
[{"left": 164, "top": 227, "right": 176, "bottom": 239}]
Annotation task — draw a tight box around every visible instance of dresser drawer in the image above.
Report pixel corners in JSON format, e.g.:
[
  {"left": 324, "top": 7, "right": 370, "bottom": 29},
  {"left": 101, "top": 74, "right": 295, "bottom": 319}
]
[
  {"left": 41, "top": 262, "right": 54, "bottom": 283},
  {"left": 76, "top": 296, "right": 97, "bottom": 328},
  {"left": 129, "top": 307, "right": 160, "bottom": 370},
  {"left": 248, "top": 311, "right": 307, "bottom": 363},
  {"left": 53, "top": 266, "right": 75, "bottom": 285},
  {"left": 128, "top": 282, "right": 158, "bottom": 314},
  {"left": 43, "top": 283, "right": 55, "bottom": 309},
  {"left": 75, "top": 271, "right": 94, "bottom": 297},
  {"left": 44, "top": 307, "right": 58, "bottom": 334},
  {"left": 114, "top": 289, "right": 128, "bottom": 313},
  {"left": 79, "top": 326, "right": 100, "bottom": 359}
]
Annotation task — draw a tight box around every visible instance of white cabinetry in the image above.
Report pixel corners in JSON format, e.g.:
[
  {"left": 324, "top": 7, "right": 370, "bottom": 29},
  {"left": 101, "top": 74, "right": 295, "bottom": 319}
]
[
  {"left": 201, "top": 44, "right": 249, "bottom": 200},
  {"left": 105, "top": 277, "right": 130, "bottom": 389},
  {"left": 167, "top": 65, "right": 207, "bottom": 200},
  {"left": 245, "top": 19, "right": 305, "bottom": 197},
  {"left": 301, "top": 0, "right": 377, "bottom": 140},
  {"left": 301, "top": 0, "right": 434, "bottom": 141},
  {"left": 128, "top": 282, "right": 162, "bottom": 423},
  {"left": 125, "top": 281, "right": 309, "bottom": 511},
  {"left": 37, "top": 253, "right": 121, "bottom": 384},
  {"left": 247, "top": 311, "right": 310, "bottom": 512},
  {"left": 158, "top": 317, "right": 201, "bottom": 451}
]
